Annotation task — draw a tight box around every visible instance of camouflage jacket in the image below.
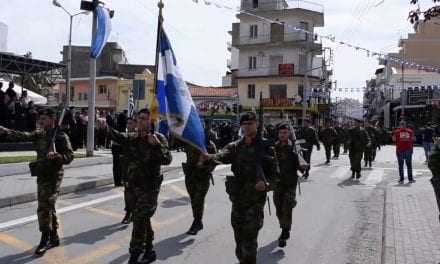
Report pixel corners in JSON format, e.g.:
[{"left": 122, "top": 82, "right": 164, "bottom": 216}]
[
  {"left": 348, "top": 127, "right": 371, "bottom": 152},
  {"left": 298, "top": 127, "right": 320, "bottom": 149},
  {"left": 108, "top": 129, "right": 172, "bottom": 187},
  {"left": 365, "top": 126, "right": 379, "bottom": 146},
  {"left": 274, "top": 140, "right": 300, "bottom": 188},
  {"left": 429, "top": 144, "right": 440, "bottom": 178},
  {"left": 2, "top": 128, "right": 74, "bottom": 177},
  {"left": 319, "top": 127, "right": 338, "bottom": 145}
]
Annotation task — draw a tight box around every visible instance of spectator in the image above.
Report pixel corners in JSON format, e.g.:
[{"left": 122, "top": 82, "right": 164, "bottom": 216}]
[
  {"left": 422, "top": 123, "right": 435, "bottom": 163},
  {"left": 25, "top": 101, "right": 37, "bottom": 131},
  {"left": 393, "top": 120, "right": 416, "bottom": 184}
]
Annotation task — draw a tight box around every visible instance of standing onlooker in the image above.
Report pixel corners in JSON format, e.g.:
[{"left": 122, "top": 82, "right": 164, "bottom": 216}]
[
  {"left": 422, "top": 123, "right": 435, "bottom": 164},
  {"left": 393, "top": 121, "right": 415, "bottom": 184}
]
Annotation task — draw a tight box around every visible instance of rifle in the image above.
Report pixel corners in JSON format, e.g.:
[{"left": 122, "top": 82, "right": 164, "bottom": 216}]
[
  {"left": 256, "top": 91, "right": 272, "bottom": 216},
  {"left": 49, "top": 106, "right": 68, "bottom": 153}
]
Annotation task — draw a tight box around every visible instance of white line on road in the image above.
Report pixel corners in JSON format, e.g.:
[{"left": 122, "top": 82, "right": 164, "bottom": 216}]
[{"left": 0, "top": 176, "right": 185, "bottom": 231}]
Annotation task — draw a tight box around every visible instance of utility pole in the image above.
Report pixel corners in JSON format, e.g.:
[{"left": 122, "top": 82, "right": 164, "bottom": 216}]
[{"left": 401, "top": 47, "right": 406, "bottom": 120}]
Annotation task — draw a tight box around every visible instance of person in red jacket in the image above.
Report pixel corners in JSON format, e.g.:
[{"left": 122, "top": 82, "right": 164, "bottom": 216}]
[{"left": 393, "top": 120, "right": 415, "bottom": 184}]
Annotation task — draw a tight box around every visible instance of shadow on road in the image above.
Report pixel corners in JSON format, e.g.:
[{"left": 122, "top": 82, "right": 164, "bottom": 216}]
[
  {"left": 161, "top": 197, "right": 190, "bottom": 208},
  {"left": 0, "top": 249, "right": 39, "bottom": 264},
  {"left": 337, "top": 178, "right": 366, "bottom": 188},
  {"left": 257, "top": 240, "right": 285, "bottom": 263},
  {"left": 61, "top": 222, "right": 126, "bottom": 246},
  {"left": 108, "top": 253, "right": 129, "bottom": 264},
  {"left": 155, "top": 233, "right": 195, "bottom": 260}
]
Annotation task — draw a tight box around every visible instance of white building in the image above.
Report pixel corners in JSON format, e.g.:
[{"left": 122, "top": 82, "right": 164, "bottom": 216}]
[
  {"left": 0, "top": 22, "right": 8, "bottom": 52},
  {"left": 224, "top": 0, "right": 331, "bottom": 125}
]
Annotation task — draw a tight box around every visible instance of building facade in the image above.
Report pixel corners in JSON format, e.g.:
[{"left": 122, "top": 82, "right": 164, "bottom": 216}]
[{"left": 225, "top": 0, "right": 331, "bottom": 125}]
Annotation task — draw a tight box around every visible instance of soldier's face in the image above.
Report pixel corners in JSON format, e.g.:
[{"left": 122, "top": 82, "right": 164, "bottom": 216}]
[
  {"left": 137, "top": 113, "right": 150, "bottom": 131},
  {"left": 278, "top": 129, "right": 290, "bottom": 142},
  {"left": 127, "top": 120, "right": 137, "bottom": 131},
  {"left": 38, "top": 115, "right": 54, "bottom": 130},
  {"left": 241, "top": 121, "right": 257, "bottom": 137}
]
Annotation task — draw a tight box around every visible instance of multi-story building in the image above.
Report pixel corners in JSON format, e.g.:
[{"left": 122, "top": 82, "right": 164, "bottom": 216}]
[
  {"left": 0, "top": 22, "right": 8, "bottom": 52},
  {"left": 365, "top": 18, "right": 440, "bottom": 128},
  {"left": 225, "top": 0, "right": 331, "bottom": 125}
]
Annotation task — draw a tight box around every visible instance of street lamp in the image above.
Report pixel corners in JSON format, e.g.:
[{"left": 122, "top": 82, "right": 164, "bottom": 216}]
[{"left": 53, "top": 0, "right": 89, "bottom": 106}]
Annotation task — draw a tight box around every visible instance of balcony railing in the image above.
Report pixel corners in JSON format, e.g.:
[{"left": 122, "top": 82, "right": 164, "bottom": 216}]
[
  {"left": 262, "top": 98, "right": 298, "bottom": 108},
  {"left": 237, "top": 65, "right": 322, "bottom": 78},
  {"left": 233, "top": 31, "right": 319, "bottom": 46},
  {"left": 241, "top": 0, "right": 324, "bottom": 13}
]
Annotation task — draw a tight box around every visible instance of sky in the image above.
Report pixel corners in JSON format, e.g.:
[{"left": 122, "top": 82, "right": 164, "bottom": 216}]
[{"left": 0, "top": 0, "right": 425, "bottom": 100}]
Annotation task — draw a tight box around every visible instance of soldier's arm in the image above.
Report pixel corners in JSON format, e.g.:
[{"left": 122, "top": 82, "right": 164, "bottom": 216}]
[
  {"left": 55, "top": 132, "right": 74, "bottom": 165},
  {"left": 364, "top": 130, "right": 372, "bottom": 146},
  {"left": 0, "top": 126, "right": 41, "bottom": 142},
  {"left": 212, "top": 142, "right": 235, "bottom": 164},
  {"left": 107, "top": 127, "right": 129, "bottom": 144},
  {"left": 313, "top": 129, "right": 321, "bottom": 149},
  {"left": 152, "top": 133, "right": 172, "bottom": 166}
]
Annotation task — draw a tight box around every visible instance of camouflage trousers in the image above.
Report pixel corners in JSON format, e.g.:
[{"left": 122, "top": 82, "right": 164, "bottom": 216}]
[
  {"left": 129, "top": 177, "right": 162, "bottom": 252},
  {"left": 124, "top": 182, "right": 136, "bottom": 213},
  {"left": 324, "top": 144, "right": 332, "bottom": 162},
  {"left": 184, "top": 167, "right": 210, "bottom": 221},
  {"left": 364, "top": 146, "right": 374, "bottom": 163},
  {"left": 231, "top": 198, "right": 265, "bottom": 264},
  {"left": 333, "top": 143, "right": 341, "bottom": 158},
  {"left": 37, "top": 176, "right": 63, "bottom": 233},
  {"left": 349, "top": 150, "right": 363, "bottom": 173},
  {"left": 273, "top": 186, "right": 297, "bottom": 230}
]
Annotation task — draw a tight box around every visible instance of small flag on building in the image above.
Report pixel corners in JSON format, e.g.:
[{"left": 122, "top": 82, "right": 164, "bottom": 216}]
[
  {"left": 155, "top": 29, "right": 206, "bottom": 152},
  {"left": 128, "top": 87, "right": 135, "bottom": 118}
]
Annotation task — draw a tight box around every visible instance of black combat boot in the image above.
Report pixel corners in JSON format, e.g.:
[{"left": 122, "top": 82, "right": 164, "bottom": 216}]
[
  {"left": 128, "top": 249, "right": 142, "bottom": 264},
  {"left": 34, "top": 232, "right": 51, "bottom": 256},
  {"left": 351, "top": 171, "right": 355, "bottom": 179},
  {"left": 369, "top": 161, "right": 372, "bottom": 168},
  {"left": 50, "top": 229, "right": 60, "bottom": 247},
  {"left": 121, "top": 212, "right": 132, "bottom": 225},
  {"left": 140, "top": 249, "right": 157, "bottom": 263},
  {"left": 187, "top": 218, "right": 203, "bottom": 235},
  {"left": 356, "top": 172, "right": 362, "bottom": 179},
  {"left": 278, "top": 229, "right": 290, "bottom": 248}
]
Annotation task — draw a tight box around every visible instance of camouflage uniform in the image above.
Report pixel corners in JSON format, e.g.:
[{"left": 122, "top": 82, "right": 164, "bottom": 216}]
[
  {"left": 297, "top": 126, "right": 320, "bottom": 177},
  {"left": 2, "top": 128, "right": 74, "bottom": 232},
  {"left": 319, "top": 127, "right": 338, "bottom": 163},
  {"left": 428, "top": 142, "right": 440, "bottom": 222},
  {"left": 214, "top": 137, "right": 277, "bottom": 264},
  {"left": 182, "top": 141, "right": 216, "bottom": 224},
  {"left": 108, "top": 129, "right": 172, "bottom": 254},
  {"left": 121, "top": 133, "right": 137, "bottom": 217},
  {"left": 333, "top": 126, "right": 345, "bottom": 158},
  {"left": 273, "top": 140, "right": 299, "bottom": 232},
  {"left": 348, "top": 126, "right": 371, "bottom": 178},
  {"left": 364, "top": 126, "right": 378, "bottom": 167}
]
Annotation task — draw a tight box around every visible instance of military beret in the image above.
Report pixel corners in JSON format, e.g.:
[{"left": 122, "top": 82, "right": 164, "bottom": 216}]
[
  {"left": 276, "top": 122, "right": 290, "bottom": 131},
  {"left": 38, "top": 108, "right": 55, "bottom": 117},
  {"left": 240, "top": 112, "right": 257, "bottom": 124}
]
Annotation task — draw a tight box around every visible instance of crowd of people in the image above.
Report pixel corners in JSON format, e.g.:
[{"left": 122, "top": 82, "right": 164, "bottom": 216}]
[{"left": 0, "top": 81, "right": 38, "bottom": 132}]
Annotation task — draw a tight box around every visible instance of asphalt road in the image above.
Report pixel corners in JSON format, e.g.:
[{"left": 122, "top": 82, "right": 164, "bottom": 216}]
[{"left": 0, "top": 146, "right": 432, "bottom": 264}]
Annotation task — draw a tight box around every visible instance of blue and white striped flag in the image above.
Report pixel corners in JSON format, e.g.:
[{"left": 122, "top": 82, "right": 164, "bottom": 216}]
[
  {"left": 156, "top": 29, "right": 206, "bottom": 152},
  {"left": 128, "top": 87, "right": 135, "bottom": 118},
  {"left": 90, "top": 6, "right": 112, "bottom": 59}
]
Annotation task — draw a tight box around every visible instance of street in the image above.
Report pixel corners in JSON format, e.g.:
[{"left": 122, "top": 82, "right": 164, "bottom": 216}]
[{"left": 0, "top": 146, "right": 438, "bottom": 264}]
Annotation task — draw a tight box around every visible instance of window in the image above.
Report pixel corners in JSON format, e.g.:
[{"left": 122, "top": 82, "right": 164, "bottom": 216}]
[
  {"left": 133, "top": 80, "right": 145, "bottom": 100},
  {"left": 269, "top": 85, "right": 287, "bottom": 99},
  {"left": 70, "top": 86, "right": 75, "bottom": 101},
  {"left": 299, "top": 22, "right": 310, "bottom": 40},
  {"left": 298, "top": 84, "right": 304, "bottom": 98},
  {"left": 78, "top": 93, "right": 83, "bottom": 101},
  {"left": 250, "top": 25, "right": 258, "bottom": 39},
  {"left": 84, "top": 93, "right": 88, "bottom": 100},
  {"left": 252, "top": 0, "right": 258, "bottom": 8},
  {"left": 247, "top": 84, "right": 256, "bottom": 99},
  {"left": 299, "top": 54, "right": 307, "bottom": 73},
  {"left": 248, "top": 56, "right": 257, "bottom": 70},
  {"left": 98, "top": 85, "right": 108, "bottom": 95}
]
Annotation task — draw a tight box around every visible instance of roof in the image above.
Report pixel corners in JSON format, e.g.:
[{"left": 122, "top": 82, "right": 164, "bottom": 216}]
[
  {"left": 0, "top": 52, "right": 65, "bottom": 75},
  {"left": 187, "top": 83, "right": 237, "bottom": 98},
  {"left": 117, "top": 64, "right": 154, "bottom": 79}
]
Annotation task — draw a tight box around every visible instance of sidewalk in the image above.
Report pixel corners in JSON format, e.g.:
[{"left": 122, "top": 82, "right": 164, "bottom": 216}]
[
  {"left": 384, "top": 173, "right": 440, "bottom": 264},
  {"left": 0, "top": 151, "right": 186, "bottom": 208}
]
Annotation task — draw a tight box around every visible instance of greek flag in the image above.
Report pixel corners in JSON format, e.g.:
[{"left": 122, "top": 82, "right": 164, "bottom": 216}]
[
  {"left": 156, "top": 29, "right": 206, "bottom": 151},
  {"left": 90, "top": 6, "right": 112, "bottom": 59},
  {"left": 128, "top": 87, "right": 135, "bottom": 118}
]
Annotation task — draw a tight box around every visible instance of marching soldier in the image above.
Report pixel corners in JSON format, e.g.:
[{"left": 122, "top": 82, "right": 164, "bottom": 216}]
[
  {"left": 0, "top": 109, "right": 74, "bottom": 256},
  {"left": 121, "top": 117, "right": 138, "bottom": 224},
  {"left": 333, "top": 122, "right": 345, "bottom": 159},
  {"left": 348, "top": 120, "right": 371, "bottom": 179},
  {"left": 202, "top": 112, "right": 278, "bottom": 264},
  {"left": 182, "top": 136, "right": 217, "bottom": 235},
  {"left": 297, "top": 119, "right": 320, "bottom": 179},
  {"left": 108, "top": 108, "right": 172, "bottom": 264},
  {"left": 273, "top": 123, "right": 305, "bottom": 248},
  {"left": 319, "top": 121, "right": 338, "bottom": 165},
  {"left": 343, "top": 123, "right": 351, "bottom": 154}
]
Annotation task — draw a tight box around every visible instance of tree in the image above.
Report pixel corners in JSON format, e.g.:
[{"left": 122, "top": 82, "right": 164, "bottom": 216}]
[{"left": 409, "top": 0, "right": 440, "bottom": 23}]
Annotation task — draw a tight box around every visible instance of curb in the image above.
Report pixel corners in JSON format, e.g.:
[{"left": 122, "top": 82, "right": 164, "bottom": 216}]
[{"left": 0, "top": 166, "right": 181, "bottom": 209}]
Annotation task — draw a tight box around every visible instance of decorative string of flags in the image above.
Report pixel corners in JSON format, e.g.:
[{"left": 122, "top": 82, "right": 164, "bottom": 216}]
[{"left": 189, "top": 0, "right": 440, "bottom": 74}]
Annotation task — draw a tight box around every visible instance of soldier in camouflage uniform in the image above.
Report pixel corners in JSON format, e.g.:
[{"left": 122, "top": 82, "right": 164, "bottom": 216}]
[
  {"left": 319, "top": 121, "right": 338, "bottom": 164},
  {"left": 0, "top": 109, "right": 74, "bottom": 256},
  {"left": 204, "top": 112, "right": 277, "bottom": 264},
  {"left": 297, "top": 119, "right": 320, "bottom": 179},
  {"left": 182, "top": 136, "right": 217, "bottom": 235},
  {"left": 348, "top": 120, "right": 371, "bottom": 179},
  {"left": 273, "top": 123, "right": 304, "bottom": 248},
  {"left": 108, "top": 108, "right": 172, "bottom": 264},
  {"left": 364, "top": 122, "right": 378, "bottom": 167},
  {"left": 428, "top": 136, "right": 440, "bottom": 222},
  {"left": 333, "top": 123, "right": 345, "bottom": 159},
  {"left": 121, "top": 117, "right": 138, "bottom": 224}
]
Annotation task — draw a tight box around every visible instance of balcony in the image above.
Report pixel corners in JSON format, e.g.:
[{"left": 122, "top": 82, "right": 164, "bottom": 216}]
[
  {"left": 237, "top": 65, "right": 322, "bottom": 79},
  {"left": 227, "top": 59, "right": 232, "bottom": 69},
  {"left": 241, "top": 0, "right": 324, "bottom": 14},
  {"left": 227, "top": 41, "right": 232, "bottom": 51},
  {"left": 262, "top": 98, "right": 298, "bottom": 108}
]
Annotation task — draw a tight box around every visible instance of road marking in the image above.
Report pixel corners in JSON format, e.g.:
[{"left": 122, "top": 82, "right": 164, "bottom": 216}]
[
  {"left": 84, "top": 207, "right": 125, "bottom": 220},
  {"left": 361, "top": 169, "right": 384, "bottom": 186},
  {"left": 0, "top": 233, "right": 33, "bottom": 251},
  {"left": 66, "top": 242, "right": 122, "bottom": 264},
  {"left": 0, "top": 176, "right": 185, "bottom": 231}
]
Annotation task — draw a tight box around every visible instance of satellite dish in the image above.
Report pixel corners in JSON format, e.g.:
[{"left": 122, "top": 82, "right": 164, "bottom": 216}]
[{"left": 112, "top": 53, "right": 122, "bottom": 64}]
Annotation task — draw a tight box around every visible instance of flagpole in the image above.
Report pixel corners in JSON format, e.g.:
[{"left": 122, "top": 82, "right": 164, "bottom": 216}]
[{"left": 151, "top": 0, "right": 164, "bottom": 131}]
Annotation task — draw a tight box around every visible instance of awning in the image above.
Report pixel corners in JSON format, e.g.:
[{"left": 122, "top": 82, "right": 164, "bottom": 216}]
[
  {"left": 0, "top": 79, "right": 47, "bottom": 105},
  {"left": 392, "top": 104, "right": 426, "bottom": 112}
]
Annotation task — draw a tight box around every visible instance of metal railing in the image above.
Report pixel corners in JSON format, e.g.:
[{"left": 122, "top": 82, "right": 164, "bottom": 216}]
[
  {"left": 235, "top": 31, "right": 314, "bottom": 46},
  {"left": 241, "top": 0, "right": 324, "bottom": 13}
]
